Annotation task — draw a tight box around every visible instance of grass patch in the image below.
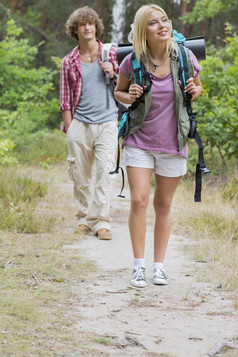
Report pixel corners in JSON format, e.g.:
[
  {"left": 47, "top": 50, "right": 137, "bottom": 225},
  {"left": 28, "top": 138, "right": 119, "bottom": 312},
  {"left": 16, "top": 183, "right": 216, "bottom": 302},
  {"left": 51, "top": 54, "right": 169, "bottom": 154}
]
[
  {"left": 0, "top": 163, "right": 99, "bottom": 356},
  {"left": 172, "top": 173, "right": 238, "bottom": 290},
  {"left": 90, "top": 336, "right": 114, "bottom": 346},
  {"left": 0, "top": 202, "right": 56, "bottom": 233},
  {"left": 0, "top": 167, "right": 47, "bottom": 203},
  {"left": 0, "top": 167, "right": 55, "bottom": 233},
  {"left": 15, "top": 130, "right": 67, "bottom": 165},
  {"left": 0, "top": 230, "right": 96, "bottom": 356},
  {"left": 222, "top": 175, "right": 238, "bottom": 202}
]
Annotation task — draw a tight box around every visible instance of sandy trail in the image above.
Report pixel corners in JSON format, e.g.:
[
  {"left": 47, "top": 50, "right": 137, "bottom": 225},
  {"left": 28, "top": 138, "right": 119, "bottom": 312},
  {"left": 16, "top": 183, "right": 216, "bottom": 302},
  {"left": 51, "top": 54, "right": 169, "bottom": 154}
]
[{"left": 61, "top": 169, "right": 238, "bottom": 357}]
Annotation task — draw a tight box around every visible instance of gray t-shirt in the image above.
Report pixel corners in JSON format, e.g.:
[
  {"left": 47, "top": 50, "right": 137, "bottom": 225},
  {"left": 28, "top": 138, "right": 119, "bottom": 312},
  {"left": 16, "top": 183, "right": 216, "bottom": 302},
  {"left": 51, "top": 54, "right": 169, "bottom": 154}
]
[{"left": 73, "top": 60, "right": 118, "bottom": 123}]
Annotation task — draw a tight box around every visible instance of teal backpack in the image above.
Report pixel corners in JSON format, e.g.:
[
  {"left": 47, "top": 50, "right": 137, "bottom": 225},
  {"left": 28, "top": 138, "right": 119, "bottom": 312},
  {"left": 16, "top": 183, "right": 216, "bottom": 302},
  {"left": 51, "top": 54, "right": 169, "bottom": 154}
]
[
  {"left": 111, "top": 31, "right": 210, "bottom": 202},
  {"left": 175, "top": 32, "right": 210, "bottom": 202}
]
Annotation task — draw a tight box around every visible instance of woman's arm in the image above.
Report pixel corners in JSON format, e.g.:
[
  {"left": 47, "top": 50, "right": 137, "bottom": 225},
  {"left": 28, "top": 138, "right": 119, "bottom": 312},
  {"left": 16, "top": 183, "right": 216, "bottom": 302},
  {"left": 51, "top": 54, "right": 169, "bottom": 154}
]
[{"left": 114, "top": 70, "right": 144, "bottom": 104}]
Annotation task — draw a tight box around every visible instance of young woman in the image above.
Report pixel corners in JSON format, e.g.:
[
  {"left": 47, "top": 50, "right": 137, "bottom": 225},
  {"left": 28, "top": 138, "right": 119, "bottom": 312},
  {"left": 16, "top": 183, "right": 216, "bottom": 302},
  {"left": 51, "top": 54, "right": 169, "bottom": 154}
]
[{"left": 114, "top": 4, "right": 202, "bottom": 287}]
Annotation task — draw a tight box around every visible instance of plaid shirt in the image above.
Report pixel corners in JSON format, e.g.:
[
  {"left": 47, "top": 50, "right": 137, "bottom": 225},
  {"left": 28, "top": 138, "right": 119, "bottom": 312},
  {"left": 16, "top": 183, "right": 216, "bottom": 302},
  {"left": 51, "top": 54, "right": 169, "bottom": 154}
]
[{"left": 59, "top": 40, "right": 119, "bottom": 115}]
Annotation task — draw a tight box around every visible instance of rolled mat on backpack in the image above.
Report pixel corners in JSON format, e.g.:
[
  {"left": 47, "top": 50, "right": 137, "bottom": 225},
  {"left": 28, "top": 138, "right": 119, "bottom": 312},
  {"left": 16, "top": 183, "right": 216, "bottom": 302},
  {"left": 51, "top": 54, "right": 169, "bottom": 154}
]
[{"left": 116, "top": 36, "right": 206, "bottom": 65}]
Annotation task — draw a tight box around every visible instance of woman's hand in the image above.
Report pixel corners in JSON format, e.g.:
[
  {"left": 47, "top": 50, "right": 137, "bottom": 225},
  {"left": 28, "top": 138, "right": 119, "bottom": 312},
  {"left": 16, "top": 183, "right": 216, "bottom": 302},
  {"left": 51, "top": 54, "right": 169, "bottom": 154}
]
[
  {"left": 114, "top": 71, "right": 146, "bottom": 105},
  {"left": 178, "top": 76, "right": 203, "bottom": 100},
  {"left": 128, "top": 84, "right": 144, "bottom": 102}
]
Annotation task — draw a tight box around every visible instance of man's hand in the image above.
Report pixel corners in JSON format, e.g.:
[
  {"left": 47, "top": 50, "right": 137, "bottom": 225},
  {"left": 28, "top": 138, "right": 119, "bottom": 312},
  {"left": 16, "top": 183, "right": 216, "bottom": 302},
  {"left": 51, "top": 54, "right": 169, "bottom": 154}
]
[
  {"left": 62, "top": 110, "right": 72, "bottom": 132},
  {"left": 101, "top": 62, "right": 114, "bottom": 79}
]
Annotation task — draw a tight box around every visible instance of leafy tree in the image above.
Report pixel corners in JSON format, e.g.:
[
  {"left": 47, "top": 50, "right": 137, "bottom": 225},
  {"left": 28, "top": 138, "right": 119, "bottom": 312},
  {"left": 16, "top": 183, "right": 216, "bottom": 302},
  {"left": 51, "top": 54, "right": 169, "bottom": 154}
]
[
  {"left": 0, "top": 0, "right": 114, "bottom": 66},
  {"left": 124, "top": 0, "right": 182, "bottom": 43},
  {"left": 0, "top": 19, "right": 58, "bottom": 155},
  {"left": 1, "top": 0, "right": 238, "bottom": 66},
  {"left": 181, "top": 0, "right": 238, "bottom": 46},
  {"left": 194, "top": 31, "right": 238, "bottom": 164},
  {"left": 182, "top": 0, "right": 237, "bottom": 23},
  {"left": 0, "top": 138, "right": 17, "bottom": 165}
]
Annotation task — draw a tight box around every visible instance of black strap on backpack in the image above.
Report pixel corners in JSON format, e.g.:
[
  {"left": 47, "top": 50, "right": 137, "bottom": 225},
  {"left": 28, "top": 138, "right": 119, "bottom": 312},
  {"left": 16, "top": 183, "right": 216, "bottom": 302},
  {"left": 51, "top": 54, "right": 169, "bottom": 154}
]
[
  {"left": 110, "top": 52, "right": 152, "bottom": 198},
  {"left": 178, "top": 43, "right": 210, "bottom": 202}
]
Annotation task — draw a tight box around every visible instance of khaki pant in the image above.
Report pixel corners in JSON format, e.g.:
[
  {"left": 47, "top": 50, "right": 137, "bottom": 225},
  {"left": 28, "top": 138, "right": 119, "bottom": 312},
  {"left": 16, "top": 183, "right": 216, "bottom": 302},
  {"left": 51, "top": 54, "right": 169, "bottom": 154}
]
[{"left": 67, "top": 119, "right": 118, "bottom": 233}]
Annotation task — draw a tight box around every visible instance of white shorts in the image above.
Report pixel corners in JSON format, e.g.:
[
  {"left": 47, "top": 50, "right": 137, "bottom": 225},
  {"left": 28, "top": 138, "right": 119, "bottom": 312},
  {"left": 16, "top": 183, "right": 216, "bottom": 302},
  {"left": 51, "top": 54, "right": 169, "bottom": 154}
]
[{"left": 123, "top": 145, "right": 187, "bottom": 177}]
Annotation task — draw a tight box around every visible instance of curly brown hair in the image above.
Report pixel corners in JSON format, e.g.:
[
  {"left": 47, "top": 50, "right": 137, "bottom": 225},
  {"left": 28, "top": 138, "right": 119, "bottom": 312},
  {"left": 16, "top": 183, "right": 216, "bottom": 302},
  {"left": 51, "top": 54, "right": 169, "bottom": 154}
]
[{"left": 65, "top": 6, "right": 104, "bottom": 41}]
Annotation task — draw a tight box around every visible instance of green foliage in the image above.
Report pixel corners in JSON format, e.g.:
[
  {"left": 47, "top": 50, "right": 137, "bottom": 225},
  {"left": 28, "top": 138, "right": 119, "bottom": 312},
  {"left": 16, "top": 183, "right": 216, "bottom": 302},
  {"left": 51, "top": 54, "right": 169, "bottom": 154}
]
[
  {"left": 222, "top": 175, "right": 238, "bottom": 201},
  {"left": 24, "top": 5, "right": 42, "bottom": 26},
  {"left": 0, "top": 168, "right": 47, "bottom": 205},
  {"left": 0, "top": 0, "right": 115, "bottom": 66},
  {"left": 194, "top": 33, "right": 238, "bottom": 162},
  {"left": 0, "top": 138, "right": 17, "bottom": 166},
  {"left": 124, "top": 0, "right": 181, "bottom": 42},
  {"left": 51, "top": 56, "right": 62, "bottom": 70},
  {"left": 0, "top": 204, "right": 56, "bottom": 233},
  {"left": 0, "top": 19, "right": 59, "bottom": 156},
  {"left": 182, "top": 0, "right": 237, "bottom": 23},
  {"left": 0, "top": 5, "right": 237, "bottom": 171},
  {"left": 15, "top": 130, "right": 67, "bottom": 165},
  {"left": 188, "top": 210, "right": 237, "bottom": 240}
]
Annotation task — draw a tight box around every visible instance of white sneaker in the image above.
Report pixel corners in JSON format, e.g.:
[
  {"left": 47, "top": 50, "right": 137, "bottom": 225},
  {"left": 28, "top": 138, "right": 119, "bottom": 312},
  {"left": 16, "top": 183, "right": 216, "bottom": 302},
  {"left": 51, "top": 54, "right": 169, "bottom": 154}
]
[
  {"left": 153, "top": 267, "right": 168, "bottom": 285},
  {"left": 130, "top": 266, "right": 147, "bottom": 288}
]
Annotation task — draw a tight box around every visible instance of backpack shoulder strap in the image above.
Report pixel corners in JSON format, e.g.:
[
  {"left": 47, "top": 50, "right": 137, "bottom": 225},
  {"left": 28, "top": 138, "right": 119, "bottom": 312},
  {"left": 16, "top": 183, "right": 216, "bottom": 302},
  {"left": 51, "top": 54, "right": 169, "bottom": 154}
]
[
  {"left": 101, "top": 42, "right": 117, "bottom": 62},
  {"left": 101, "top": 43, "right": 117, "bottom": 109},
  {"left": 129, "top": 52, "right": 152, "bottom": 111},
  {"left": 130, "top": 52, "right": 152, "bottom": 90},
  {"left": 178, "top": 42, "right": 210, "bottom": 202},
  {"left": 131, "top": 52, "right": 143, "bottom": 86},
  {"left": 178, "top": 43, "right": 190, "bottom": 95},
  {"left": 110, "top": 52, "right": 153, "bottom": 198}
]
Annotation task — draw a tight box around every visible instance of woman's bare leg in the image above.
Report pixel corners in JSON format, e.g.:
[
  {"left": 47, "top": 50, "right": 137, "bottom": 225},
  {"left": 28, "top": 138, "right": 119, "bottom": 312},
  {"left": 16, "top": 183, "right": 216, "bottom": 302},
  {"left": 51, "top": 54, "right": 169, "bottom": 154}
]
[
  {"left": 126, "top": 167, "right": 153, "bottom": 258},
  {"left": 153, "top": 175, "right": 182, "bottom": 262}
]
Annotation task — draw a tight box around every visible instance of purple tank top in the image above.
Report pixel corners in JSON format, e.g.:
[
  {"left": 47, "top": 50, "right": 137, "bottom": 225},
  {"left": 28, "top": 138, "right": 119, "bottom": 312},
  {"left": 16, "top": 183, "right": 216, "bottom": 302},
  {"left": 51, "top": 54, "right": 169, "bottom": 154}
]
[{"left": 119, "top": 50, "right": 202, "bottom": 158}]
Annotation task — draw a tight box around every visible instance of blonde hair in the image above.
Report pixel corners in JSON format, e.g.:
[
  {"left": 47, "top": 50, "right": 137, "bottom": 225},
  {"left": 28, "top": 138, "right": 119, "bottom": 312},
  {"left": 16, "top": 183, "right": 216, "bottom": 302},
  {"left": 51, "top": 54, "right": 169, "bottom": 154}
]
[
  {"left": 133, "top": 4, "right": 175, "bottom": 61},
  {"left": 65, "top": 6, "right": 104, "bottom": 41}
]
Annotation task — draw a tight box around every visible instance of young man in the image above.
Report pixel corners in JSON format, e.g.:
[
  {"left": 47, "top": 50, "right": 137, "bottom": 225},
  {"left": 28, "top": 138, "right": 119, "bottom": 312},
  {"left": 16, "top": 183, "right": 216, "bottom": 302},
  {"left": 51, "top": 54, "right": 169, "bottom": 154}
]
[{"left": 60, "top": 6, "right": 119, "bottom": 240}]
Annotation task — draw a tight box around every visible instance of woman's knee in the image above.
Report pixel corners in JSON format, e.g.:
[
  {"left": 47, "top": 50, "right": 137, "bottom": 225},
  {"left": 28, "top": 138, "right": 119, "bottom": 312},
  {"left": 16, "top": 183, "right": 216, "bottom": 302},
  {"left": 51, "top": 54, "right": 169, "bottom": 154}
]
[
  {"left": 153, "top": 199, "right": 171, "bottom": 215},
  {"left": 131, "top": 194, "right": 149, "bottom": 212}
]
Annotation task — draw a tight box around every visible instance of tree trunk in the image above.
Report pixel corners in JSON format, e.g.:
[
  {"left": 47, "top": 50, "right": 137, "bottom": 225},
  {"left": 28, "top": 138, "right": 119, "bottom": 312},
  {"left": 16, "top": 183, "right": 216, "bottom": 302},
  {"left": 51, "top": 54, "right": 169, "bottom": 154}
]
[
  {"left": 36, "top": 4, "right": 48, "bottom": 67},
  {"left": 200, "top": 20, "right": 206, "bottom": 35},
  {"left": 180, "top": 0, "right": 187, "bottom": 36},
  {"left": 41, "top": 4, "right": 48, "bottom": 30},
  {"left": 96, "top": 0, "right": 102, "bottom": 14},
  {"left": 10, "top": 0, "right": 18, "bottom": 14}
]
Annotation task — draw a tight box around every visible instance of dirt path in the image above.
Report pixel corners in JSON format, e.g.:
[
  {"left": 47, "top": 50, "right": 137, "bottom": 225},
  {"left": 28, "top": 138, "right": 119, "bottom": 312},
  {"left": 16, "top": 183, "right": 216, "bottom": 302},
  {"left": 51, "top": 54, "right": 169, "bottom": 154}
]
[{"left": 54, "top": 164, "right": 238, "bottom": 357}]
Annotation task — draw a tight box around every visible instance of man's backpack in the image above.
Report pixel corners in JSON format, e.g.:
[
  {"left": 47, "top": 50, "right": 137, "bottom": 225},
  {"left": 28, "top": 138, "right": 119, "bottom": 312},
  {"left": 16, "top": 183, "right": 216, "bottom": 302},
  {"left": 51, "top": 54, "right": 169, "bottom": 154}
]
[
  {"left": 101, "top": 42, "right": 117, "bottom": 110},
  {"left": 111, "top": 31, "right": 210, "bottom": 202},
  {"left": 101, "top": 43, "right": 128, "bottom": 121}
]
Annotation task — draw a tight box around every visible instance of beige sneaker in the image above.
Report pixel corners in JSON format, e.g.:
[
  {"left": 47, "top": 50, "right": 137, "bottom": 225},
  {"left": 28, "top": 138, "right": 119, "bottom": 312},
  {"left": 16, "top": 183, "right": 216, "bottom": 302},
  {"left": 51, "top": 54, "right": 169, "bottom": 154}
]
[
  {"left": 96, "top": 228, "right": 112, "bottom": 240},
  {"left": 74, "top": 224, "right": 90, "bottom": 234}
]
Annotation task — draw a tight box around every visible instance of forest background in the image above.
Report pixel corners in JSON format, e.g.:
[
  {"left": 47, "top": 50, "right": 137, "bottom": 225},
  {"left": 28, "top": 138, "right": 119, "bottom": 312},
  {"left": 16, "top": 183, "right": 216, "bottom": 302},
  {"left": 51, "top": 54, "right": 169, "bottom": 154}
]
[
  {"left": 0, "top": 0, "right": 237, "bottom": 229},
  {"left": 0, "top": 0, "right": 237, "bottom": 169},
  {"left": 0, "top": 1, "right": 237, "bottom": 355}
]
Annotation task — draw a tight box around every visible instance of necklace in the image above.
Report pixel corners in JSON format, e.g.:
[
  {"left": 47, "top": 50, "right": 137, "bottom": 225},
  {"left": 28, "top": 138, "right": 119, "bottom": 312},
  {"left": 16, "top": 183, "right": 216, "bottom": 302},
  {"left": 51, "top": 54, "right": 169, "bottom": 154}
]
[
  {"left": 80, "top": 48, "right": 99, "bottom": 62},
  {"left": 149, "top": 53, "right": 169, "bottom": 72},
  {"left": 80, "top": 52, "right": 98, "bottom": 62},
  {"left": 81, "top": 53, "right": 92, "bottom": 62}
]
